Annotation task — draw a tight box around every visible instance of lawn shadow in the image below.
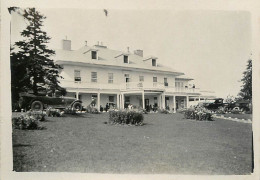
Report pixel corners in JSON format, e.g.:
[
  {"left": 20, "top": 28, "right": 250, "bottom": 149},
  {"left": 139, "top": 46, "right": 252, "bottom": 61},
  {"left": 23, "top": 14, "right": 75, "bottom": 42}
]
[
  {"left": 13, "top": 144, "right": 33, "bottom": 147},
  {"left": 63, "top": 113, "right": 93, "bottom": 118}
]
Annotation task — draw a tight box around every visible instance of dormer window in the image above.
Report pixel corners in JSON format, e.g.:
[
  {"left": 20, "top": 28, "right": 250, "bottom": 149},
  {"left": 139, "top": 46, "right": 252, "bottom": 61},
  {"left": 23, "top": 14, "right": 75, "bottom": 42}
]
[
  {"left": 152, "top": 59, "right": 157, "bottom": 66},
  {"left": 124, "top": 55, "right": 129, "bottom": 63},
  {"left": 92, "top": 51, "right": 97, "bottom": 59}
]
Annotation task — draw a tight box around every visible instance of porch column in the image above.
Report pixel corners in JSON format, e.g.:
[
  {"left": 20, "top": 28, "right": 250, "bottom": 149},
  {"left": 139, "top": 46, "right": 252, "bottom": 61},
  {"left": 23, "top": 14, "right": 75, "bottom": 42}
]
[
  {"left": 122, "top": 93, "right": 125, "bottom": 109},
  {"left": 76, "top": 92, "right": 79, "bottom": 100},
  {"left": 186, "top": 96, "right": 189, "bottom": 108},
  {"left": 162, "top": 92, "right": 165, "bottom": 109},
  {"left": 142, "top": 91, "right": 145, "bottom": 109},
  {"left": 158, "top": 95, "right": 161, "bottom": 108},
  {"left": 97, "top": 92, "right": 100, "bottom": 111},
  {"left": 198, "top": 96, "right": 201, "bottom": 102},
  {"left": 173, "top": 95, "right": 176, "bottom": 113},
  {"left": 117, "top": 93, "right": 120, "bottom": 109}
]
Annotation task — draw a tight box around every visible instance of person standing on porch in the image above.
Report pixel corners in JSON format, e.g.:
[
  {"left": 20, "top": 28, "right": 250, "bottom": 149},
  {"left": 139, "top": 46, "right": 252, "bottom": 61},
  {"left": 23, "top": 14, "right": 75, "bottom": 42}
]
[{"left": 105, "top": 103, "right": 109, "bottom": 112}]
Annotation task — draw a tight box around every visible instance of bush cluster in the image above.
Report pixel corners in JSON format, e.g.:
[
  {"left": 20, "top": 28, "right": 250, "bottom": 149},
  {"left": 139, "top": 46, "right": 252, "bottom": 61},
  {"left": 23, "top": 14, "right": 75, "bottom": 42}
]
[
  {"left": 86, "top": 105, "right": 99, "bottom": 114},
  {"left": 158, "top": 108, "right": 170, "bottom": 114},
  {"left": 184, "top": 106, "right": 213, "bottom": 121},
  {"left": 12, "top": 113, "right": 45, "bottom": 130},
  {"left": 46, "top": 108, "right": 63, "bottom": 117},
  {"left": 108, "top": 110, "right": 144, "bottom": 125}
]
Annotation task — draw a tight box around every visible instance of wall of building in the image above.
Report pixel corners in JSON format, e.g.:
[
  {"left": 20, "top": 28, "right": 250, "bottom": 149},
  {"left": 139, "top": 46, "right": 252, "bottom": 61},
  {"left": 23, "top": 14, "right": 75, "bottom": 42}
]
[{"left": 60, "top": 64, "right": 177, "bottom": 87}]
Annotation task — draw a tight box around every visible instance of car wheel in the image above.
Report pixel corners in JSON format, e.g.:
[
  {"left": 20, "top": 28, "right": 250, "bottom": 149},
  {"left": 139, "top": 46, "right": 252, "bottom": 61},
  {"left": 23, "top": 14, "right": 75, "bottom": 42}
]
[
  {"left": 233, "top": 107, "right": 240, "bottom": 111},
  {"left": 31, "top": 101, "right": 43, "bottom": 111},
  {"left": 72, "top": 102, "right": 82, "bottom": 111}
]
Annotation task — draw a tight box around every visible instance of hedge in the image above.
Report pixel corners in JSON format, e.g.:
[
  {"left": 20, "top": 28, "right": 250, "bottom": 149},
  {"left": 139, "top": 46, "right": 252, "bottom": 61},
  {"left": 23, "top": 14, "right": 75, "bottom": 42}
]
[{"left": 108, "top": 110, "right": 144, "bottom": 125}]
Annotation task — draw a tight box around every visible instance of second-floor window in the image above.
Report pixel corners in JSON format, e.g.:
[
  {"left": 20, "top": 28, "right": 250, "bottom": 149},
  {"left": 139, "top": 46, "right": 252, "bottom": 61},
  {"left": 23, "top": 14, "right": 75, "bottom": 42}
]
[
  {"left": 152, "top": 59, "right": 157, "bottom": 66},
  {"left": 139, "top": 76, "right": 144, "bottom": 82},
  {"left": 153, "top": 76, "right": 157, "bottom": 83},
  {"left": 108, "top": 73, "right": 113, "bottom": 83},
  {"left": 92, "top": 51, "right": 97, "bottom": 59},
  {"left": 124, "top": 55, "right": 129, "bottom": 63},
  {"left": 74, "top": 70, "right": 81, "bottom": 82},
  {"left": 164, "top": 78, "right": 168, "bottom": 86},
  {"left": 91, "top": 72, "right": 97, "bottom": 82}
]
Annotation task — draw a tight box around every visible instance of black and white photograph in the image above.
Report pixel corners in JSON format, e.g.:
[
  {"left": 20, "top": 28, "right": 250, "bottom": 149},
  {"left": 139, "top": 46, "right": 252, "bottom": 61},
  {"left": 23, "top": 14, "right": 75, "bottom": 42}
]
[{"left": 1, "top": 0, "right": 260, "bottom": 179}]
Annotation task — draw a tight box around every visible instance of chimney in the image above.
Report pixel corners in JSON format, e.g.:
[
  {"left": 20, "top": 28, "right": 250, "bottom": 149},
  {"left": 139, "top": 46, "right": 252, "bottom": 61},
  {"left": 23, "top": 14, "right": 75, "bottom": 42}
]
[
  {"left": 134, "top": 49, "right": 143, "bottom": 57},
  {"left": 62, "top": 39, "right": 71, "bottom": 50}
]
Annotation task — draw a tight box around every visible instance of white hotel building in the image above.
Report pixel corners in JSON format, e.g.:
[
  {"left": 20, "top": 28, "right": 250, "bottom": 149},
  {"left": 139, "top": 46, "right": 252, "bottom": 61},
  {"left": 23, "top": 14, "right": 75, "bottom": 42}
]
[{"left": 54, "top": 40, "right": 215, "bottom": 112}]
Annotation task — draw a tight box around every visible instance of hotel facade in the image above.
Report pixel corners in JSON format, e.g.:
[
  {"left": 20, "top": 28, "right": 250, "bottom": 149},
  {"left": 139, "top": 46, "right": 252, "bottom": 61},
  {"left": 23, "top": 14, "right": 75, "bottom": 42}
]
[{"left": 54, "top": 40, "right": 215, "bottom": 112}]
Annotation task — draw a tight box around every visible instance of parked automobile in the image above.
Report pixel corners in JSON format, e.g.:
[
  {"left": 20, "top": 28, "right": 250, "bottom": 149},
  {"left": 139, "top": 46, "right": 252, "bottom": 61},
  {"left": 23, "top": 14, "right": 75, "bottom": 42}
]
[
  {"left": 202, "top": 98, "right": 251, "bottom": 112},
  {"left": 18, "top": 92, "right": 82, "bottom": 111}
]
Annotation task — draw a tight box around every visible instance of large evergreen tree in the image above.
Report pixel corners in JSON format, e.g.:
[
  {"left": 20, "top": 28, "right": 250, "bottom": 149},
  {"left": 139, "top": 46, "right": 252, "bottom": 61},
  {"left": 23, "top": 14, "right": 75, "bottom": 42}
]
[
  {"left": 238, "top": 59, "right": 252, "bottom": 101},
  {"left": 11, "top": 8, "right": 65, "bottom": 102}
]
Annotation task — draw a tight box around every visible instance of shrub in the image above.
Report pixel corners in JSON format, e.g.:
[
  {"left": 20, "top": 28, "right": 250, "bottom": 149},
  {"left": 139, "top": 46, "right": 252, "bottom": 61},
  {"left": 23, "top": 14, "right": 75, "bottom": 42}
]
[
  {"left": 184, "top": 106, "right": 213, "bottom": 121},
  {"left": 158, "top": 108, "right": 170, "bottom": 114},
  {"left": 108, "top": 110, "right": 144, "bottom": 125},
  {"left": 64, "top": 107, "right": 77, "bottom": 114},
  {"left": 12, "top": 114, "right": 45, "bottom": 130},
  {"left": 45, "top": 108, "right": 63, "bottom": 117},
  {"left": 231, "top": 108, "right": 240, "bottom": 114},
  {"left": 86, "top": 105, "right": 100, "bottom": 114},
  {"left": 26, "top": 110, "right": 46, "bottom": 121},
  {"left": 215, "top": 106, "right": 226, "bottom": 114}
]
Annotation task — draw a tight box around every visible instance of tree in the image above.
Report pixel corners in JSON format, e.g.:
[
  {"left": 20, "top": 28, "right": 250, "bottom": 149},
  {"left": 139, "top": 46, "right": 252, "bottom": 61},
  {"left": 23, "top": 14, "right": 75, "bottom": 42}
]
[
  {"left": 11, "top": 8, "right": 66, "bottom": 102},
  {"left": 238, "top": 59, "right": 252, "bottom": 101}
]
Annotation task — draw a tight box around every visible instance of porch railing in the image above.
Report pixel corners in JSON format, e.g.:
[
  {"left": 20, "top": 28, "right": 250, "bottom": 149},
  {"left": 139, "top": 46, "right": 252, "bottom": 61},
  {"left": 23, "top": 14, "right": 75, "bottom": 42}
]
[{"left": 120, "top": 82, "right": 200, "bottom": 93}]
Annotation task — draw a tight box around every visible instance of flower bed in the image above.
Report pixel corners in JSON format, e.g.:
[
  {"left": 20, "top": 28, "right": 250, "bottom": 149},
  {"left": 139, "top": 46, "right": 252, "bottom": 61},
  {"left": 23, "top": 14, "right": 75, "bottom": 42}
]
[
  {"left": 184, "top": 106, "right": 213, "bottom": 121},
  {"left": 108, "top": 110, "right": 144, "bottom": 125},
  {"left": 12, "top": 112, "right": 46, "bottom": 130}
]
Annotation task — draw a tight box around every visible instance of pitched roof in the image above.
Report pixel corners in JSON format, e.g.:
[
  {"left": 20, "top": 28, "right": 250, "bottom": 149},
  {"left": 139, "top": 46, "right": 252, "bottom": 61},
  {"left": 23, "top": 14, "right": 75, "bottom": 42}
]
[{"left": 53, "top": 45, "right": 185, "bottom": 76}]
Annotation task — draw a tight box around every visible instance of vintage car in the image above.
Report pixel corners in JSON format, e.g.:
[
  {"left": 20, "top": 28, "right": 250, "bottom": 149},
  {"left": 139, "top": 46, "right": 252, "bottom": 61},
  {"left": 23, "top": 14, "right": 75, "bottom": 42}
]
[{"left": 18, "top": 92, "right": 82, "bottom": 111}]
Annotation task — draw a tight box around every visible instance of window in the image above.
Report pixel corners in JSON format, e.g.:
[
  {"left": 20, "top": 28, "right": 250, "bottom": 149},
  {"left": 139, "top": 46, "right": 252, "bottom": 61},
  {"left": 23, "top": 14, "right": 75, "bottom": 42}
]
[
  {"left": 124, "top": 55, "right": 129, "bottom": 63},
  {"left": 152, "top": 59, "right": 157, "bottom": 66},
  {"left": 109, "top": 96, "right": 114, "bottom": 103},
  {"left": 91, "top": 51, "right": 97, "bottom": 59},
  {"left": 108, "top": 73, "right": 113, "bottom": 83},
  {"left": 153, "top": 76, "right": 157, "bottom": 82},
  {"left": 74, "top": 70, "right": 81, "bottom": 82},
  {"left": 124, "top": 96, "right": 130, "bottom": 109},
  {"left": 139, "top": 76, "right": 144, "bottom": 82},
  {"left": 154, "top": 97, "right": 158, "bottom": 107},
  {"left": 125, "top": 74, "right": 130, "bottom": 82},
  {"left": 91, "top": 72, "right": 97, "bottom": 82},
  {"left": 164, "top": 78, "right": 168, "bottom": 86},
  {"left": 109, "top": 96, "right": 115, "bottom": 107}
]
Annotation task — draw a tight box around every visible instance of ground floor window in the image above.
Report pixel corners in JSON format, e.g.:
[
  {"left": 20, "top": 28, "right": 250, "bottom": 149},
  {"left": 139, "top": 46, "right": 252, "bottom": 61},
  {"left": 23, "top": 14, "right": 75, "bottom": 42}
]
[
  {"left": 109, "top": 96, "right": 115, "bottom": 107},
  {"left": 124, "top": 96, "right": 130, "bottom": 108},
  {"left": 165, "top": 97, "right": 170, "bottom": 110},
  {"left": 154, "top": 97, "right": 158, "bottom": 107}
]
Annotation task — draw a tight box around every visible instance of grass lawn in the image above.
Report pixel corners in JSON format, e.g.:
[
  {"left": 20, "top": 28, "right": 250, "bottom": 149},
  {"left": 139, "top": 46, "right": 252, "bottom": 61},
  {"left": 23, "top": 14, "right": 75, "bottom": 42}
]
[
  {"left": 215, "top": 113, "right": 252, "bottom": 120},
  {"left": 12, "top": 112, "right": 253, "bottom": 174}
]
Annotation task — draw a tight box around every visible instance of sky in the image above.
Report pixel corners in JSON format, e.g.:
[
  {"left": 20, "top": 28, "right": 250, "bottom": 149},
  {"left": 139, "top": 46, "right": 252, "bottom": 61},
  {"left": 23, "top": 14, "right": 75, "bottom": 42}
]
[{"left": 11, "top": 8, "right": 252, "bottom": 98}]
